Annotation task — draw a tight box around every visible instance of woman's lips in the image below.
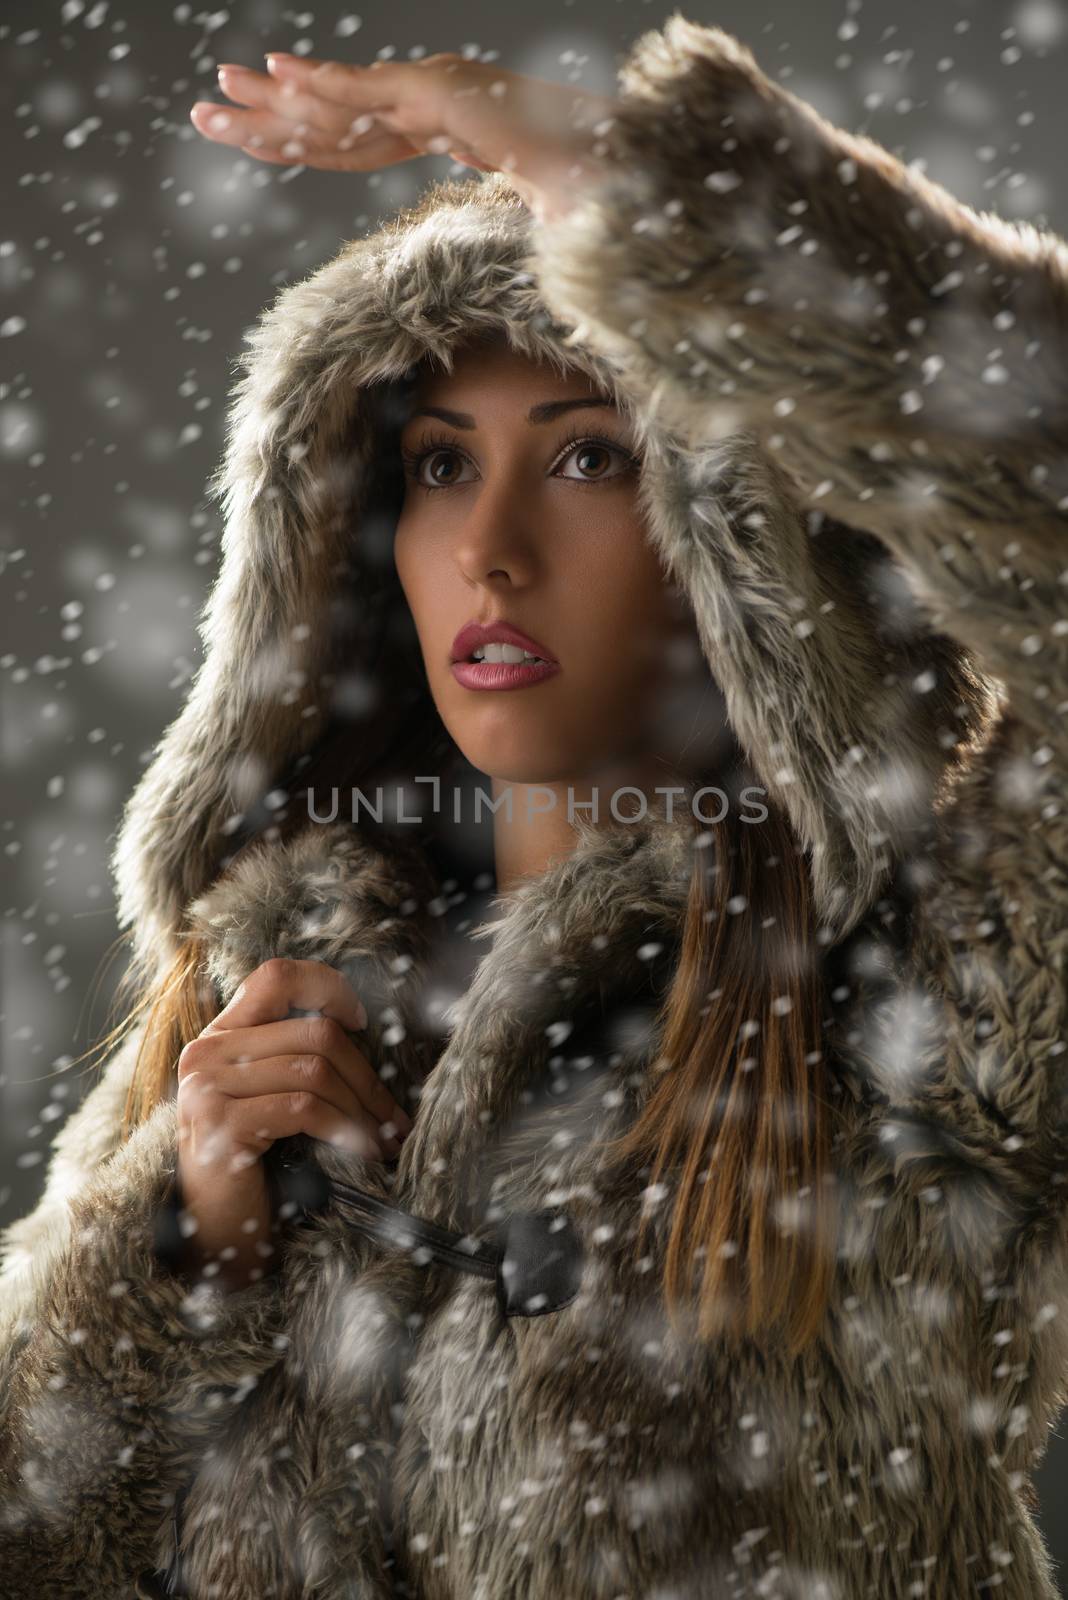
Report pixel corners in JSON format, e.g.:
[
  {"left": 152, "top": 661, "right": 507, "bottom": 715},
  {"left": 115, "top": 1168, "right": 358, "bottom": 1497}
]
[
  {"left": 450, "top": 619, "right": 557, "bottom": 663},
  {"left": 451, "top": 658, "right": 561, "bottom": 692}
]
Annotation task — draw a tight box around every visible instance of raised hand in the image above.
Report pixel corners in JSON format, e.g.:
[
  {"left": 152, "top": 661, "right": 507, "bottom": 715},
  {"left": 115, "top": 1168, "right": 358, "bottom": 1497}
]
[{"left": 189, "top": 51, "right": 619, "bottom": 223}]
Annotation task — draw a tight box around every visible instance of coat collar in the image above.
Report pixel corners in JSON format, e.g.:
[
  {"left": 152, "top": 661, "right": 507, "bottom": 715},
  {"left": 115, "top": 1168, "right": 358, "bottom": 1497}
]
[{"left": 184, "top": 802, "right": 694, "bottom": 1232}]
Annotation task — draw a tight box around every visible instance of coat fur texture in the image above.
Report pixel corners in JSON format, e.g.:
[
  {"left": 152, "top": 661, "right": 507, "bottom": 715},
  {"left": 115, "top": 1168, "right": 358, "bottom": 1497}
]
[{"left": 3, "top": 13, "right": 1068, "bottom": 1597}]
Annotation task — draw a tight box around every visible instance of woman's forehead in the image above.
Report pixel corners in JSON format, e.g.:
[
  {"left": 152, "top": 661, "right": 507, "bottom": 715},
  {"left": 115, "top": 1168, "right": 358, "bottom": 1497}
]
[{"left": 406, "top": 341, "right": 614, "bottom": 410}]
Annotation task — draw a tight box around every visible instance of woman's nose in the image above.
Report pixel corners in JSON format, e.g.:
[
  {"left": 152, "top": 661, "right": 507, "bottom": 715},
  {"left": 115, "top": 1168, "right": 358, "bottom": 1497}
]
[{"left": 451, "top": 485, "right": 540, "bottom": 588}]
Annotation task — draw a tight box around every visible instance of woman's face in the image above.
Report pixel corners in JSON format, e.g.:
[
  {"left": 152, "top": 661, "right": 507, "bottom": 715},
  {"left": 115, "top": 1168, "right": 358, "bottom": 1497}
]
[{"left": 392, "top": 338, "right": 705, "bottom": 789}]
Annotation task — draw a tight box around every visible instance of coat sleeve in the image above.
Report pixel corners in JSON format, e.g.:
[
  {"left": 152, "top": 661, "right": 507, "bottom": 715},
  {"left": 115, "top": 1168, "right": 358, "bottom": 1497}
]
[
  {"left": 0, "top": 1022, "right": 289, "bottom": 1593},
  {"left": 528, "top": 15, "right": 1068, "bottom": 1197}
]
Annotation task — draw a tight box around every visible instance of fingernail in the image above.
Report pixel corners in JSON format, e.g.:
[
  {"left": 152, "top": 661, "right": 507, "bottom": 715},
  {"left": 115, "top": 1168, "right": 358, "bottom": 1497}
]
[
  {"left": 265, "top": 53, "right": 295, "bottom": 75},
  {"left": 217, "top": 63, "right": 248, "bottom": 78}
]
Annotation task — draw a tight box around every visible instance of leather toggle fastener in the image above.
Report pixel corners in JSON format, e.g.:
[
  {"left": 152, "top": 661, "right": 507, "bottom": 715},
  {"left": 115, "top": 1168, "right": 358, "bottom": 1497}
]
[
  {"left": 275, "top": 1154, "right": 584, "bottom": 1318},
  {"left": 327, "top": 1173, "right": 585, "bottom": 1318}
]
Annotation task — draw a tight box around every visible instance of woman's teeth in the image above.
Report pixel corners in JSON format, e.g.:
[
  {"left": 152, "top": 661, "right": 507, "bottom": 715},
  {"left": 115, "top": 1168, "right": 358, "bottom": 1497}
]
[{"left": 470, "top": 643, "right": 543, "bottom": 664}]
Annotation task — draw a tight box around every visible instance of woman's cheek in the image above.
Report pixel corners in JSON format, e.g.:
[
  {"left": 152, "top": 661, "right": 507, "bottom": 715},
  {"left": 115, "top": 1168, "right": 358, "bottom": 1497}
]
[
  {"left": 393, "top": 529, "right": 435, "bottom": 628},
  {"left": 391, "top": 525, "right": 412, "bottom": 595}
]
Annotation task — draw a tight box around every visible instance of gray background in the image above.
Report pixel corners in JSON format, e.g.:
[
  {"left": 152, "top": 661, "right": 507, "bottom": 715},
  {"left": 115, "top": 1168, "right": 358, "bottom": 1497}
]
[{"left": 2, "top": 0, "right": 1066, "bottom": 1579}]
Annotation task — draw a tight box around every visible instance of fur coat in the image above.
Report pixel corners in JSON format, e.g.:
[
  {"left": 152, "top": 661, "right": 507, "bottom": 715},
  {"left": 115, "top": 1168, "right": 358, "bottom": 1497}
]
[{"left": 3, "top": 14, "right": 1068, "bottom": 1598}]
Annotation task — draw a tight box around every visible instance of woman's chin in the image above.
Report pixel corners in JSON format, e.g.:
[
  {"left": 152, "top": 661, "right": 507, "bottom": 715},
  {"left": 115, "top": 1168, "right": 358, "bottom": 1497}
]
[
  {"left": 446, "top": 719, "right": 579, "bottom": 787},
  {"left": 461, "top": 754, "right": 571, "bottom": 792}
]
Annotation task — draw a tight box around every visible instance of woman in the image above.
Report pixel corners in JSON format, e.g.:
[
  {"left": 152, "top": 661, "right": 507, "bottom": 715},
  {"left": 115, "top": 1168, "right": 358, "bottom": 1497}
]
[{"left": 2, "top": 14, "right": 1067, "bottom": 1598}]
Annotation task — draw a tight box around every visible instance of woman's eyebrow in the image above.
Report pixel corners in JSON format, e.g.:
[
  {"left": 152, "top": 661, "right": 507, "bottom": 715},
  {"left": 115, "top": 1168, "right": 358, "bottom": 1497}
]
[{"left": 403, "top": 397, "right": 615, "bottom": 430}]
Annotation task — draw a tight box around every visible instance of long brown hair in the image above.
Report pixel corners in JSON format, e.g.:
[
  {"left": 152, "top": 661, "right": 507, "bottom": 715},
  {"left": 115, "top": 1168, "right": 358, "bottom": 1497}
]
[
  {"left": 82, "top": 354, "right": 841, "bottom": 1354},
  {"left": 599, "top": 797, "right": 840, "bottom": 1357}
]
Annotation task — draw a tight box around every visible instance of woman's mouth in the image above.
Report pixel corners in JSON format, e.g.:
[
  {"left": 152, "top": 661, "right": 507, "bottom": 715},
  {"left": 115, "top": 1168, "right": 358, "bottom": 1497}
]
[{"left": 451, "top": 645, "right": 561, "bottom": 692}]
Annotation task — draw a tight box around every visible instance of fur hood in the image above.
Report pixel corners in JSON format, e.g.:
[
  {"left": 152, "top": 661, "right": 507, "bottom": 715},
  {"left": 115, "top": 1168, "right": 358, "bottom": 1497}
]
[
  {"left": 108, "top": 99, "right": 996, "bottom": 978},
  {"left": 4, "top": 14, "right": 1068, "bottom": 1599}
]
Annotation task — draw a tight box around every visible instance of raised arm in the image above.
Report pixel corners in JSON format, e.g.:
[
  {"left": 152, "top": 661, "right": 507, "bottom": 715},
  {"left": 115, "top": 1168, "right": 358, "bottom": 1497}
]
[
  {"left": 531, "top": 14, "right": 1068, "bottom": 708},
  {"left": 527, "top": 15, "right": 1068, "bottom": 1204}
]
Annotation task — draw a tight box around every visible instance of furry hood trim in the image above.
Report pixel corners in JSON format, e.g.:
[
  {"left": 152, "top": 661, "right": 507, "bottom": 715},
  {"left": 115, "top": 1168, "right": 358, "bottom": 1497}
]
[{"left": 109, "top": 123, "right": 994, "bottom": 978}]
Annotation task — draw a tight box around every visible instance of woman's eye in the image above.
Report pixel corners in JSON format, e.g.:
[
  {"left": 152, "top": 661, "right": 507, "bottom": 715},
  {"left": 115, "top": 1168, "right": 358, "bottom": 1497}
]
[
  {"left": 417, "top": 448, "right": 474, "bottom": 489},
  {"left": 555, "top": 441, "right": 634, "bottom": 482},
  {"left": 401, "top": 436, "right": 637, "bottom": 491}
]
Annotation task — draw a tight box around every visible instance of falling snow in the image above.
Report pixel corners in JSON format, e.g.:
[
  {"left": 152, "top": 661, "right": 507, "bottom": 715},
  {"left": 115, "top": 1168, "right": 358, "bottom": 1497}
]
[{"left": 2, "top": 0, "right": 1068, "bottom": 1595}]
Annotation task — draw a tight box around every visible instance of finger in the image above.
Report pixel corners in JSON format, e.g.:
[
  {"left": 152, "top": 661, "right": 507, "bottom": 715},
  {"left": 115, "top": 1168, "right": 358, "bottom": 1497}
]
[
  {"left": 216, "top": 66, "right": 356, "bottom": 140},
  {"left": 264, "top": 58, "right": 599, "bottom": 191},
  {"left": 220, "top": 1088, "right": 388, "bottom": 1164},
  {"left": 199, "top": 1024, "right": 412, "bottom": 1152},
  {"left": 237, "top": 139, "right": 422, "bottom": 173},
  {"left": 217, "top": 63, "right": 408, "bottom": 161},
  {"left": 190, "top": 101, "right": 332, "bottom": 158},
  {"left": 238, "top": 144, "right": 306, "bottom": 168},
  {"left": 191, "top": 100, "right": 296, "bottom": 147},
  {"left": 264, "top": 52, "right": 456, "bottom": 140},
  {"left": 180, "top": 1055, "right": 404, "bottom": 1153},
  {"left": 264, "top": 52, "right": 419, "bottom": 109},
  {"left": 290, "top": 1015, "right": 414, "bottom": 1134},
  {"left": 210, "top": 957, "right": 368, "bottom": 1035},
  {"left": 178, "top": 1074, "right": 388, "bottom": 1166},
  {"left": 182, "top": 1015, "right": 413, "bottom": 1135},
  {"left": 191, "top": 100, "right": 421, "bottom": 169},
  {"left": 222, "top": 55, "right": 524, "bottom": 173}
]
